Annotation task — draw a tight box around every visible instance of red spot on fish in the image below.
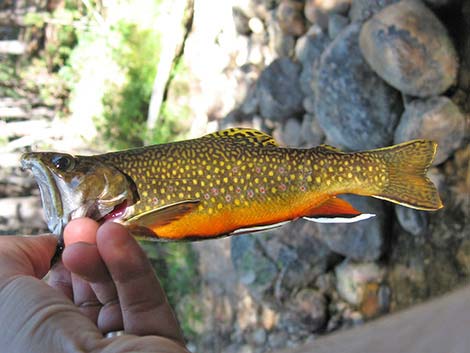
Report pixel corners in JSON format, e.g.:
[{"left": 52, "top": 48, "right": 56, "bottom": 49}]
[
  {"left": 236, "top": 186, "right": 241, "bottom": 194},
  {"left": 247, "top": 189, "right": 254, "bottom": 198},
  {"left": 168, "top": 186, "right": 174, "bottom": 192},
  {"left": 259, "top": 186, "right": 266, "bottom": 194},
  {"left": 211, "top": 187, "right": 218, "bottom": 195},
  {"left": 152, "top": 197, "right": 159, "bottom": 204},
  {"left": 225, "top": 194, "right": 232, "bottom": 202},
  {"left": 255, "top": 166, "right": 261, "bottom": 173},
  {"left": 279, "top": 183, "right": 287, "bottom": 191},
  {"left": 232, "top": 166, "right": 239, "bottom": 173},
  {"left": 300, "top": 185, "right": 306, "bottom": 192},
  {"left": 204, "top": 193, "right": 210, "bottom": 200},
  {"left": 279, "top": 166, "right": 285, "bottom": 174}
]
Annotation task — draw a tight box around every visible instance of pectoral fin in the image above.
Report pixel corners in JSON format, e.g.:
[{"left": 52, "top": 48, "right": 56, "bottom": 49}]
[
  {"left": 127, "top": 200, "right": 200, "bottom": 228},
  {"left": 303, "top": 197, "right": 375, "bottom": 223}
]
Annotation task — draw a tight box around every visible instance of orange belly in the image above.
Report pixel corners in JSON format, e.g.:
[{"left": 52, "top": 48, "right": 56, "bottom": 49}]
[{"left": 147, "top": 193, "right": 329, "bottom": 240}]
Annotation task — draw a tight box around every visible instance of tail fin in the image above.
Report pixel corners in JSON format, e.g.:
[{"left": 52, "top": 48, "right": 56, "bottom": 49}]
[{"left": 372, "top": 140, "right": 443, "bottom": 211}]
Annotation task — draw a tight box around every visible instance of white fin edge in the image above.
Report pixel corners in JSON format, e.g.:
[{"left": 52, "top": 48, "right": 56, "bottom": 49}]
[
  {"left": 232, "top": 220, "right": 291, "bottom": 235},
  {"left": 303, "top": 213, "right": 376, "bottom": 224}
]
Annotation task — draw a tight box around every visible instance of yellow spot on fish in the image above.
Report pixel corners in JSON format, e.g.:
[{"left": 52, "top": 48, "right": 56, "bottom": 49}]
[
  {"left": 348, "top": 173, "right": 353, "bottom": 178},
  {"left": 217, "top": 203, "right": 223, "bottom": 209},
  {"left": 315, "top": 177, "right": 321, "bottom": 183},
  {"left": 235, "top": 199, "right": 241, "bottom": 206}
]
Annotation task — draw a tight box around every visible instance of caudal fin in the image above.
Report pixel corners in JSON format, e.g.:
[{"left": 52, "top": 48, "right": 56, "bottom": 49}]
[{"left": 372, "top": 140, "right": 443, "bottom": 211}]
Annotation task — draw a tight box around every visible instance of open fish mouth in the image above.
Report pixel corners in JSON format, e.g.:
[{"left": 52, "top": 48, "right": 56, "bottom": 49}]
[{"left": 21, "top": 157, "right": 65, "bottom": 236}]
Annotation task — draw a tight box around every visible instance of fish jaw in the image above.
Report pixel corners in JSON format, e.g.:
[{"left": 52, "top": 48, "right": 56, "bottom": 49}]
[
  {"left": 21, "top": 152, "right": 138, "bottom": 239},
  {"left": 21, "top": 153, "right": 66, "bottom": 236}
]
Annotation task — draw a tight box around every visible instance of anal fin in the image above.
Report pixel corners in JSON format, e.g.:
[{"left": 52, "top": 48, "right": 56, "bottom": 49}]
[{"left": 303, "top": 197, "right": 375, "bottom": 224}]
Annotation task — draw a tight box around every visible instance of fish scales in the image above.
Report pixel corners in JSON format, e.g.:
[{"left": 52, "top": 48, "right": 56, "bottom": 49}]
[{"left": 21, "top": 128, "right": 443, "bottom": 244}]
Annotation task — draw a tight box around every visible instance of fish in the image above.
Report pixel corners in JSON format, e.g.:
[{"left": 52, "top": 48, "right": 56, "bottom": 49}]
[{"left": 21, "top": 128, "right": 443, "bottom": 247}]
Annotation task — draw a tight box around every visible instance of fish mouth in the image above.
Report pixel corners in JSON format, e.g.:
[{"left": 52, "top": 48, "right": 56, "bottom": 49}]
[{"left": 21, "top": 155, "right": 65, "bottom": 236}]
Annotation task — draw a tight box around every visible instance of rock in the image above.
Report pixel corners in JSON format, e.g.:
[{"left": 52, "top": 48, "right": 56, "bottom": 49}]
[
  {"left": 272, "top": 117, "right": 302, "bottom": 146},
  {"left": 349, "top": 0, "right": 400, "bottom": 22},
  {"left": 300, "top": 114, "right": 325, "bottom": 147},
  {"left": 276, "top": 0, "right": 307, "bottom": 37},
  {"left": 313, "top": 23, "right": 402, "bottom": 150},
  {"left": 232, "top": 220, "right": 335, "bottom": 303},
  {"left": 335, "top": 260, "right": 385, "bottom": 305},
  {"left": 313, "top": 195, "right": 389, "bottom": 261},
  {"left": 295, "top": 28, "right": 331, "bottom": 114},
  {"left": 267, "top": 330, "right": 289, "bottom": 349},
  {"left": 328, "top": 13, "right": 349, "bottom": 39},
  {"left": 359, "top": 0, "right": 458, "bottom": 97},
  {"left": 257, "top": 57, "right": 303, "bottom": 122},
  {"left": 394, "top": 96, "right": 465, "bottom": 165},
  {"left": 395, "top": 205, "right": 429, "bottom": 236},
  {"left": 233, "top": 7, "right": 252, "bottom": 35},
  {"left": 231, "top": 234, "right": 278, "bottom": 300},
  {"left": 458, "top": 1, "right": 470, "bottom": 90},
  {"left": 423, "top": 0, "right": 460, "bottom": 8},
  {"left": 266, "top": 9, "right": 296, "bottom": 57},
  {"left": 456, "top": 239, "right": 470, "bottom": 275},
  {"left": 282, "top": 289, "right": 327, "bottom": 332},
  {"left": 305, "top": 0, "right": 351, "bottom": 29}
]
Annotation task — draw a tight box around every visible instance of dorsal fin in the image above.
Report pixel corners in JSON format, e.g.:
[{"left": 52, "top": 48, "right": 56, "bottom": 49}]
[
  {"left": 317, "top": 144, "right": 343, "bottom": 153},
  {"left": 204, "top": 128, "right": 279, "bottom": 147}
]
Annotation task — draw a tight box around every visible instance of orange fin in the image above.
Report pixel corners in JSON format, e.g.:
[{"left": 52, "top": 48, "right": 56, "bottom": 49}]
[
  {"left": 126, "top": 200, "right": 200, "bottom": 229},
  {"left": 303, "top": 197, "right": 375, "bottom": 224}
]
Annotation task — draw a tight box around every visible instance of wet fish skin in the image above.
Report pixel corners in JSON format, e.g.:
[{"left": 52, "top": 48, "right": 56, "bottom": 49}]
[{"left": 21, "top": 128, "right": 443, "bottom": 242}]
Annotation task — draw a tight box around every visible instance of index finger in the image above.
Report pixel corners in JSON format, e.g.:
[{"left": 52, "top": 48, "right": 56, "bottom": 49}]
[{"left": 96, "top": 222, "right": 185, "bottom": 344}]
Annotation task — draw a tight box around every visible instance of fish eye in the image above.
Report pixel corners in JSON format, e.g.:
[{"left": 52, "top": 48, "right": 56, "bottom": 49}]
[{"left": 51, "top": 155, "right": 75, "bottom": 172}]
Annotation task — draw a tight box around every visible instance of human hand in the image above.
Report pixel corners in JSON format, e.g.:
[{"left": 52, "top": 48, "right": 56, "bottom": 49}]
[{"left": 0, "top": 218, "right": 188, "bottom": 353}]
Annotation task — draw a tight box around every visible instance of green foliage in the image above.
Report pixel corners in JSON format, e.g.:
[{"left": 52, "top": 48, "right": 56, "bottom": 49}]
[
  {"left": 98, "top": 22, "right": 161, "bottom": 149},
  {"left": 141, "top": 241, "right": 203, "bottom": 339}
]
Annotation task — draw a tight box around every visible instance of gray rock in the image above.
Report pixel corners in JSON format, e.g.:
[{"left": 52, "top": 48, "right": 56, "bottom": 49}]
[
  {"left": 257, "top": 57, "right": 304, "bottom": 122},
  {"left": 231, "top": 234, "right": 278, "bottom": 299},
  {"left": 273, "top": 117, "right": 302, "bottom": 146},
  {"left": 349, "top": 0, "right": 400, "bottom": 22},
  {"left": 394, "top": 96, "right": 465, "bottom": 165},
  {"left": 313, "top": 195, "right": 389, "bottom": 261},
  {"left": 328, "top": 13, "right": 349, "bottom": 39},
  {"left": 259, "top": 220, "right": 335, "bottom": 292},
  {"left": 359, "top": 0, "right": 458, "bottom": 97},
  {"left": 458, "top": 1, "right": 470, "bottom": 90},
  {"left": 295, "top": 28, "right": 331, "bottom": 114},
  {"left": 231, "top": 220, "right": 334, "bottom": 303},
  {"left": 423, "top": 0, "right": 460, "bottom": 8},
  {"left": 233, "top": 7, "right": 252, "bottom": 35},
  {"left": 300, "top": 114, "right": 325, "bottom": 147},
  {"left": 395, "top": 205, "right": 429, "bottom": 236},
  {"left": 456, "top": 239, "right": 470, "bottom": 276},
  {"left": 335, "top": 260, "right": 385, "bottom": 305},
  {"left": 282, "top": 289, "right": 327, "bottom": 332},
  {"left": 313, "top": 23, "right": 402, "bottom": 150},
  {"left": 267, "top": 10, "right": 296, "bottom": 57},
  {"left": 305, "top": 0, "right": 351, "bottom": 29}
]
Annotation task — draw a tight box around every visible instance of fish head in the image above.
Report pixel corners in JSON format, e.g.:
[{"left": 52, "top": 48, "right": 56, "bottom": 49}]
[{"left": 21, "top": 152, "right": 138, "bottom": 238}]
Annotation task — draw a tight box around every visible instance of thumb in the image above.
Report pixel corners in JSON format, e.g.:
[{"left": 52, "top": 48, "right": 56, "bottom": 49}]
[{"left": 0, "top": 235, "right": 57, "bottom": 279}]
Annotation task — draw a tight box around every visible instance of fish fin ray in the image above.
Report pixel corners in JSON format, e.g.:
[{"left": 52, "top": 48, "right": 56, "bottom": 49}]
[
  {"left": 317, "top": 144, "right": 343, "bottom": 153},
  {"left": 231, "top": 220, "right": 291, "bottom": 235},
  {"left": 304, "top": 213, "right": 375, "bottom": 223},
  {"left": 372, "top": 140, "right": 443, "bottom": 211},
  {"left": 305, "top": 197, "right": 362, "bottom": 217},
  {"left": 204, "top": 128, "right": 279, "bottom": 147},
  {"left": 126, "top": 199, "right": 200, "bottom": 228}
]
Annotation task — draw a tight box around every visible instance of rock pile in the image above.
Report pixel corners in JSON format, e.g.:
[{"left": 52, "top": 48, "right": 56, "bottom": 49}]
[{"left": 187, "top": 0, "right": 469, "bottom": 351}]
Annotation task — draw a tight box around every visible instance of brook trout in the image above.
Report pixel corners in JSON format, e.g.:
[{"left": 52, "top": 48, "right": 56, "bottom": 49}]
[{"left": 21, "top": 128, "right": 442, "bottom": 245}]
